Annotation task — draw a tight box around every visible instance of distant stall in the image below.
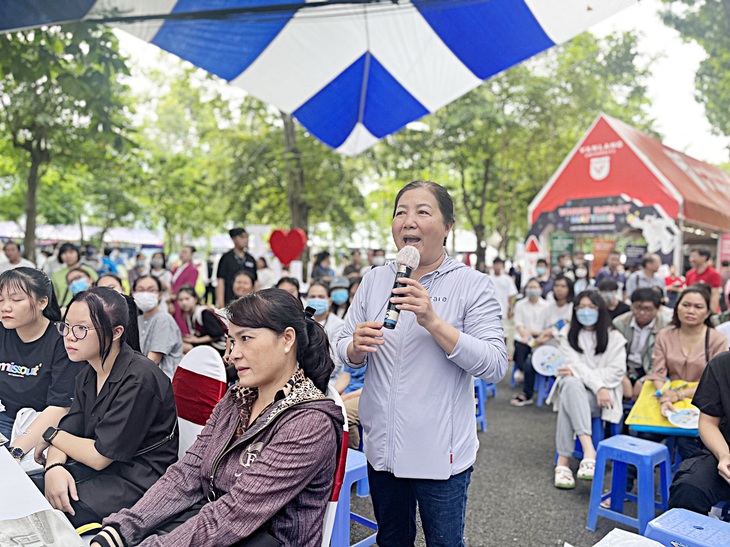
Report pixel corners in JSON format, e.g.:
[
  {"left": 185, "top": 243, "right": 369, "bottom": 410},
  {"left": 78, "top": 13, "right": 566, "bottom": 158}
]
[{"left": 527, "top": 114, "right": 730, "bottom": 273}]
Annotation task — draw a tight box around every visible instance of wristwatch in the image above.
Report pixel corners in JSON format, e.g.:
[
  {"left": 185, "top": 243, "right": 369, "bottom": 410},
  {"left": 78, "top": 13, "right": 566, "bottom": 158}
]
[
  {"left": 42, "top": 426, "right": 61, "bottom": 445},
  {"left": 8, "top": 446, "right": 25, "bottom": 460}
]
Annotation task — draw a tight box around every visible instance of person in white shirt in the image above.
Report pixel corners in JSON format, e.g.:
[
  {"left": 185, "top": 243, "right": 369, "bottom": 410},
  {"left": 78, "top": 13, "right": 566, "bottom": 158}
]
[
  {"left": 0, "top": 241, "right": 35, "bottom": 273},
  {"left": 488, "top": 257, "right": 518, "bottom": 320},
  {"left": 511, "top": 274, "right": 574, "bottom": 407},
  {"left": 510, "top": 278, "right": 550, "bottom": 405}
]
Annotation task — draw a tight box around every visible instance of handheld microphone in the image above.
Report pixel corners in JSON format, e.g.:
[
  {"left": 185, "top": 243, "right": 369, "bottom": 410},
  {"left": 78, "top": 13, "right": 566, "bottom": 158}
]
[{"left": 383, "top": 246, "right": 421, "bottom": 330}]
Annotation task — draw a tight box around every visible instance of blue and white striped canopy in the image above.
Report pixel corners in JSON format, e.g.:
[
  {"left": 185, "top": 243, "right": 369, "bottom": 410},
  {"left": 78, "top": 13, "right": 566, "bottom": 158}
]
[{"left": 1, "top": 0, "right": 636, "bottom": 154}]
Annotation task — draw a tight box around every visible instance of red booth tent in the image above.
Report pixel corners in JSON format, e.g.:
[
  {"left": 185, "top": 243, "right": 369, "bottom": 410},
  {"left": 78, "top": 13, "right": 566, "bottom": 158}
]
[{"left": 528, "top": 114, "right": 730, "bottom": 234}]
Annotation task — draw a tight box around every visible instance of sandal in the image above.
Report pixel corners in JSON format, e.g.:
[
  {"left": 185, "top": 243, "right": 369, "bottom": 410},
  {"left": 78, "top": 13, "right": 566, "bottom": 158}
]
[
  {"left": 554, "top": 466, "right": 575, "bottom": 489},
  {"left": 577, "top": 458, "right": 596, "bottom": 480},
  {"left": 510, "top": 393, "right": 534, "bottom": 407}
]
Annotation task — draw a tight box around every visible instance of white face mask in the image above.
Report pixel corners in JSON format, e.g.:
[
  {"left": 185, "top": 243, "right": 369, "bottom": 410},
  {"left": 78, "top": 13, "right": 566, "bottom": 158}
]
[
  {"left": 373, "top": 256, "right": 386, "bottom": 267},
  {"left": 575, "top": 268, "right": 588, "bottom": 279},
  {"left": 133, "top": 292, "right": 159, "bottom": 313}
]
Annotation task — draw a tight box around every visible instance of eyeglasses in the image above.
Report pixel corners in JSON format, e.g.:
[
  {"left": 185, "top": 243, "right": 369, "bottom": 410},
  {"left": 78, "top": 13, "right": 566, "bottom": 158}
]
[{"left": 56, "top": 322, "right": 96, "bottom": 340}]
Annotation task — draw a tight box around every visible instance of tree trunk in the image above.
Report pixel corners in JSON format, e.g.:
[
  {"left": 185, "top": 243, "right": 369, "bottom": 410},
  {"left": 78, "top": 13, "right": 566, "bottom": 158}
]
[
  {"left": 23, "top": 153, "right": 41, "bottom": 261},
  {"left": 281, "top": 112, "right": 311, "bottom": 275}
]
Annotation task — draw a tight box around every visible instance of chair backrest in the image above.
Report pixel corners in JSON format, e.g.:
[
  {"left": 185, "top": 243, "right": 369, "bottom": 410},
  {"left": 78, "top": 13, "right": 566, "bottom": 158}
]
[
  {"left": 177, "top": 418, "right": 204, "bottom": 460},
  {"left": 172, "top": 345, "right": 227, "bottom": 427},
  {"left": 321, "top": 385, "right": 349, "bottom": 547}
]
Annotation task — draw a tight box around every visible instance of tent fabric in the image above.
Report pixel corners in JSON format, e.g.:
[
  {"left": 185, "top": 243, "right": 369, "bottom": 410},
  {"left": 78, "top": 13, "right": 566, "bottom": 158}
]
[
  {"left": 528, "top": 114, "right": 730, "bottom": 232},
  {"left": 1, "top": 0, "right": 637, "bottom": 155}
]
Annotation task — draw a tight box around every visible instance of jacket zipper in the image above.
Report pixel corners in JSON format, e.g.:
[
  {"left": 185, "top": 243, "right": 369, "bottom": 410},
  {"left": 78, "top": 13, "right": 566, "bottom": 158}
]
[{"left": 208, "top": 416, "right": 240, "bottom": 501}]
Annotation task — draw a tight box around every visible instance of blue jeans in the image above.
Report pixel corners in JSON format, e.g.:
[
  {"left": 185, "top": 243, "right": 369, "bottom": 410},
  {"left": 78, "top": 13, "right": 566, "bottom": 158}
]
[
  {"left": 0, "top": 412, "right": 14, "bottom": 445},
  {"left": 367, "top": 464, "right": 472, "bottom": 547}
]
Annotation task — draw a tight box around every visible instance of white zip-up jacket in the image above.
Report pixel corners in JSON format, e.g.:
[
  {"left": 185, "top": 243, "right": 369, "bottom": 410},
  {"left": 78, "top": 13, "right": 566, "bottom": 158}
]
[{"left": 337, "top": 256, "right": 508, "bottom": 479}]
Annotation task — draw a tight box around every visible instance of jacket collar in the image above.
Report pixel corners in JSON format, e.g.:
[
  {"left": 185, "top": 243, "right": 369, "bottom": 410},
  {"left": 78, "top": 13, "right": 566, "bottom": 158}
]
[{"left": 230, "top": 368, "right": 325, "bottom": 442}]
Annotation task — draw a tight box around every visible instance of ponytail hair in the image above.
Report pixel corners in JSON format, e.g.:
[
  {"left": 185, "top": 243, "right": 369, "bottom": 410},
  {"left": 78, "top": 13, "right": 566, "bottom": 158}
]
[
  {"left": 225, "top": 288, "right": 334, "bottom": 392},
  {"left": 0, "top": 267, "right": 61, "bottom": 322},
  {"left": 65, "top": 287, "right": 139, "bottom": 367}
]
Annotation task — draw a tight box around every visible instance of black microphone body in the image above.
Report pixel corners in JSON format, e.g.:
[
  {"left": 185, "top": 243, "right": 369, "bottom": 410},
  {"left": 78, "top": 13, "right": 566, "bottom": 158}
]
[{"left": 383, "top": 263, "right": 414, "bottom": 330}]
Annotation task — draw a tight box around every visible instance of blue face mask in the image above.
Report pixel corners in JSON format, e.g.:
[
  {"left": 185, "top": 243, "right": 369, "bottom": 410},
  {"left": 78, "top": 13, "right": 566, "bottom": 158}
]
[
  {"left": 331, "top": 289, "right": 349, "bottom": 306},
  {"left": 69, "top": 278, "right": 89, "bottom": 295},
  {"left": 576, "top": 308, "right": 599, "bottom": 327},
  {"left": 306, "top": 298, "right": 329, "bottom": 316}
]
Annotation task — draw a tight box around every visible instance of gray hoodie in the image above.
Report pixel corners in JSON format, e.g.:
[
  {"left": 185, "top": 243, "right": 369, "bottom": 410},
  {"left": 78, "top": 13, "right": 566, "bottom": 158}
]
[{"left": 337, "top": 256, "right": 508, "bottom": 479}]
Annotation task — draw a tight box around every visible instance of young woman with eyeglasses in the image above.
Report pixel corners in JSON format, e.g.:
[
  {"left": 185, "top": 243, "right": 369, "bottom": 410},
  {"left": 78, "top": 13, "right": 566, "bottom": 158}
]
[
  {"left": 0, "top": 268, "right": 79, "bottom": 465},
  {"left": 132, "top": 275, "right": 183, "bottom": 380},
  {"left": 33, "top": 287, "right": 178, "bottom": 528}
]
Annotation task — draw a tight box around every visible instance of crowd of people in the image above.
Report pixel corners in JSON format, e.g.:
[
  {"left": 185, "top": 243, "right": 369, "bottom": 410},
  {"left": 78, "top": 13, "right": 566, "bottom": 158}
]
[
  {"left": 0, "top": 181, "right": 510, "bottom": 546},
  {"left": 489, "top": 244, "right": 730, "bottom": 517},
  {"left": 4, "top": 188, "right": 730, "bottom": 543}
]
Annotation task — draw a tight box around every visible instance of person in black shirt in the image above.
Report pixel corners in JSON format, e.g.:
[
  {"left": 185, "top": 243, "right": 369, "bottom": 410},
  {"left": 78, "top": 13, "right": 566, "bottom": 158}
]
[
  {"left": 34, "top": 287, "right": 178, "bottom": 527},
  {"left": 176, "top": 285, "right": 226, "bottom": 355},
  {"left": 598, "top": 278, "right": 630, "bottom": 320},
  {"left": 669, "top": 351, "right": 730, "bottom": 514},
  {"left": 1, "top": 268, "right": 78, "bottom": 464},
  {"left": 216, "top": 227, "right": 257, "bottom": 308}
]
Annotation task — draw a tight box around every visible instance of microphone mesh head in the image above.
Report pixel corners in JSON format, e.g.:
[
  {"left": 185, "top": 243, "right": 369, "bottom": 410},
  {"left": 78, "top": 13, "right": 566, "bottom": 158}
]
[{"left": 396, "top": 246, "right": 421, "bottom": 270}]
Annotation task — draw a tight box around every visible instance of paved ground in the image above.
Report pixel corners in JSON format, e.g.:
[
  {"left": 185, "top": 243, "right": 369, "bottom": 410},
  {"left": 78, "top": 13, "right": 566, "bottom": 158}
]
[{"left": 349, "top": 371, "right": 638, "bottom": 546}]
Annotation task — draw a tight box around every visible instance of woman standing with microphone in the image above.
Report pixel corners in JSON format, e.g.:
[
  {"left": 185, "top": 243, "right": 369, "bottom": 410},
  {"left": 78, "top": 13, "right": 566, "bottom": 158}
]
[{"left": 338, "top": 181, "right": 508, "bottom": 546}]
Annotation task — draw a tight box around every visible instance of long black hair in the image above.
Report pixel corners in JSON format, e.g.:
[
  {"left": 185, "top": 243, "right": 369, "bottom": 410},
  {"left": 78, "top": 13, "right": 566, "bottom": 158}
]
[
  {"left": 64, "top": 287, "right": 141, "bottom": 367},
  {"left": 225, "top": 288, "right": 333, "bottom": 392},
  {"left": 0, "top": 267, "right": 61, "bottom": 321},
  {"left": 567, "top": 290, "right": 612, "bottom": 355}
]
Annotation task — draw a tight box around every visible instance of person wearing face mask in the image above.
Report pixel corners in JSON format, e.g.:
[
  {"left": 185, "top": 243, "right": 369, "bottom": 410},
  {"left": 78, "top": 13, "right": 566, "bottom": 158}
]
[
  {"left": 305, "top": 281, "right": 345, "bottom": 385},
  {"left": 149, "top": 252, "right": 173, "bottom": 309},
  {"left": 52, "top": 243, "right": 99, "bottom": 307},
  {"left": 511, "top": 275, "right": 573, "bottom": 407},
  {"left": 535, "top": 258, "right": 554, "bottom": 298},
  {"left": 361, "top": 249, "right": 387, "bottom": 275},
  {"left": 329, "top": 277, "right": 352, "bottom": 318},
  {"left": 556, "top": 254, "right": 575, "bottom": 282},
  {"left": 552, "top": 291, "right": 627, "bottom": 489},
  {"left": 597, "top": 279, "right": 630, "bottom": 320},
  {"left": 510, "top": 278, "right": 550, "bottom": 401},
  {"left": 573, "top": 261, "right": 594, "bottom": 294},
  {"left": 132, "top": 275, "right": 183, "bottom": 380}
]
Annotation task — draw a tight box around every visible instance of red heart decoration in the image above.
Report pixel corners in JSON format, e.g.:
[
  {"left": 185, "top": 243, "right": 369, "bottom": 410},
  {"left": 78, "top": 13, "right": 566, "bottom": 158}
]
[{"left": 269, "top": 228, "right": 307, "bottom": 266}]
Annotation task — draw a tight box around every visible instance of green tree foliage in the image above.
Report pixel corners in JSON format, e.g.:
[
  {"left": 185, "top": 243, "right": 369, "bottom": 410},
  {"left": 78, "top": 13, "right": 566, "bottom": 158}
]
[
  {"left": 370, "top": 31, "right": 653, "bottom": 263},
  {"left": 660, "top": 0, "right": 730, "bottom": 136},
  {"left": 0, "top": 24, "right": 132, "bottom": 258}
]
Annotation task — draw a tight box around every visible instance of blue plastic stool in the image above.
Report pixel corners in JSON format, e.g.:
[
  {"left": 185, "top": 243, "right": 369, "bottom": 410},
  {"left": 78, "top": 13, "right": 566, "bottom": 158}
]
[
  {"left": 510, "top": 361, "right": 519, "bottom": 387},
  {"left": 587, "top": 435, "right": 671, "bottom": 535},
  {"left": 645, "top": 508, "right": 730, "bottom": 547},
  {"left": 331, "top": 449, "right": 377, "bottom": 547},
  {"left": 474, "top": 378, "right": 487, "bottom": 432},
  {"left": 534, "top": 374, "right": 554, "bottom": 408},
  {"left": 355, "top": 425, "right": 369, "bottom": 498},
  {"left": 485, "top": 382, "right": 497, "bottom": 399}
]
